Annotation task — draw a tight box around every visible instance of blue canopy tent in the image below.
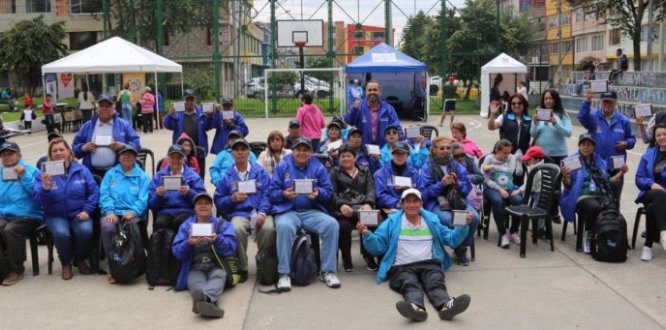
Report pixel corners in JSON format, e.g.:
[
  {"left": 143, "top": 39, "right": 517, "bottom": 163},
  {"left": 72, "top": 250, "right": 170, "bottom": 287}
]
[{"left": 345, "top": 43, "right": 429, "bottom": 119}]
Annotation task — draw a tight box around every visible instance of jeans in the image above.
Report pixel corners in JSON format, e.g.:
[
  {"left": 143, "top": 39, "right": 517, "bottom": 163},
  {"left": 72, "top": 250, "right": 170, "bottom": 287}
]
[
  {"left": 121, "top": 103, "right": 132, "bottom": 123},
  {"left": 0, "top": 218, "right": 40, "bottom": 273},
  {"left": 483, "top": 188, "right": 523, "bottom": 235},
  {"left": 431, "top": 203, "right": 479, "bottom": 247},
  {"left": 45, "top": 216, "right": 93, "bottom": 266},
  {"left": 231, "top": 215, "right": 276, "bottom": 272},
  {"left": 275, "top": 210, "right": 339, "bottom": 274},
  {"left": 188, "top": 268, "right": 226, "bottom": 303}
]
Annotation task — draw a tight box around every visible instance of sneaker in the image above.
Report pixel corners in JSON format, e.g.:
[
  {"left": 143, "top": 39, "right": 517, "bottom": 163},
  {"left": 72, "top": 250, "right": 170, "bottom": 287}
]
[
  {"left": 552, "top": 215, "right": 562, "bottom": 224},
  {"left": 582, "top": 233, "right": 591, "bottom": 254},
  {"left": 364, "top": 256, "right": 378, "bottom": 271},
  {"left": 439, "top": 294, "right": 471, "bottom": 320},
  {"left": 191, "top": 289, "right": 205, "bottom": 314},
  {"left": 277, "top": 275, "right": 291, "bottom": 292},
  {"left": 660, "top": 233, "right": 666, "bottom": 252},
  {"left": 343, "top": 260, "right": 355, "bottom": 272},
  {"left": 500, "top": 234, "right": 510, "bottom": 249},
  {"left": 239, "top": 270, "right": 248, "bottom": 283},
  {"left": 454, "top": 247, "right": 469, "bottom": 266},
  {"left": 2, "top": 271, "right": 24, "bottom": 286},
  {"left": 641, "top": 246, "right": 653, "bottom": 261},
  {"left": 196, "top": 301, "right": 225, "bottom": 318},
  {"left": 396, "top": 301, "right": 428, "bottom": 322},
  {"left": 321, "top": 272, "right": 341, "bottom": 288},
  {"left": 509, "top": 233, "right": 521, "bottom": 245}
]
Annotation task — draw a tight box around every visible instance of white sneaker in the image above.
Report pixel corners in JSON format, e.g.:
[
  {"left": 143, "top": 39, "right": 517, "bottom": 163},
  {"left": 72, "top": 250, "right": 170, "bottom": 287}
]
[
  {"left": 277, "top": 275, "right": 291, "bottom": 291},
  {"left": 582, "top": 234, "right": 591, "bottom": 254},
  {"left": 321, "top": 272, "right": 341, "bottom": 288},
  {"left": 509, "top": 233, "right": 521, "bottom": 245},
  {"left": 641, "top": 246, "right": 653, "bottom": 261},
  {"left": 500, "top": 234, "right": 510, "bottom": 248},
  {"left": 660, "top": 233, "right": 666, "bottom": 252}
]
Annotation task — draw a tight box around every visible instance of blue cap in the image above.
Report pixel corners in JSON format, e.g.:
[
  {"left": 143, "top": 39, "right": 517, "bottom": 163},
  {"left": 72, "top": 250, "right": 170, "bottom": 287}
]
[
  {"left": 193, "top": 192, "right": 213, "bottom": 204},
  {"left": 97, "top": 93, "right": 114, "bottom": 104},
  {"left": 391, "top": 141, "right": 410, "bottom": 154},
  {"left": 117, "top": 144, "right": 137, "bottom": 156}
]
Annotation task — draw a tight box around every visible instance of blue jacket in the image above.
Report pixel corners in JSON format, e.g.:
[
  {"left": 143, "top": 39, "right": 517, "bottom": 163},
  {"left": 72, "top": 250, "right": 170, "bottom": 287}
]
[
  {"left": 72, "top": 115, "right": 141, "bottom": 170},
  {"left": 209, "top": 111, "right": 249, "bottom": 155},
  {"left": 209, "top": 148, "right": 258, "bottom": 186},
  {"left": 34, "top": 161, "right": 98, "bottom": 219},
  {"left": 343, "top": 100, "right": 403, "bottom": 147},
  {"left": 163, "top": 106, "right": 214, "bottom": 156},
  {"left": 379, "top": 143, "right": 429, "bottom": 169},
  {"left": 148, "top": 166, "right": 205, "bottom": 215},
  {"left": 420, "top": 159, "right": 472, "bottom": 211},
  {"left": 214, "top": 162, "right": 272, "bottom": 218},
  {"left": 355, "top": 148, "right": 381, "bottom": 174},
  {"left": 374, "top": 162, "right": 422, "bottom": 209},
  {"left": 172, "top": 215, "right": 237, "bottom": 291},
  {"left": 269, "top": 154, "right": 333, "bottom": 214},
  {"left": 560, "top": 151, "right": 608, "bottom": 222},
  {"left": 578, "top": 101, "right": 635, "bottom": 171},
  {"left": 635, "top": 146, "right": 666, "bottom": 204},
  {"left": 362, "top": 209, "right": 468, "bottom": 283},
  {"left": 99, "top": 163, "right": 150, "bottom": 217},
  {"left": 0, "top": 160, "right": 42, "bottom": 221}
]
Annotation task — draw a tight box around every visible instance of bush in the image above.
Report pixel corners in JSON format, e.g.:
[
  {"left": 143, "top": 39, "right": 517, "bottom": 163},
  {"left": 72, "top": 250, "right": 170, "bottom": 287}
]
[{"left": 187, "top": 69, "right": 214, "bottom": 100}]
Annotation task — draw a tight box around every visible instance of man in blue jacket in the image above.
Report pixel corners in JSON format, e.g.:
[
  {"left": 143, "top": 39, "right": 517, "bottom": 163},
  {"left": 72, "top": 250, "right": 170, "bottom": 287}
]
[
  {"left": 269, "top": 137, "right": 340, "bottom": 291},
  {"left": 163, "top": 89, "right": 215, "bottom": 179},
  {"left": 578, "top": 90, "right": 635, "bottom": 201},
  {"left": 72, "top": 94, "right": 141, "bottom": 178},
  {"left": 209, "top": 130, "right": 258, "bottom": 186},
  {"left": 358, "top": 188, "right": 472, "bottom": 322},
  {"left": 344, "top": 80, "right": 403, "bottom": 147},
  {"left": 214, "top": 139, "right": 274, "bottom": 283},
  {"left": 0, "top": 141, "right": 43, "bottom": 285},
  {"left": 209, "top": 97, "right": 249, "bottom": 155},
  {"left": 149, "top": 144, "right": 206, "bottom": 232}
]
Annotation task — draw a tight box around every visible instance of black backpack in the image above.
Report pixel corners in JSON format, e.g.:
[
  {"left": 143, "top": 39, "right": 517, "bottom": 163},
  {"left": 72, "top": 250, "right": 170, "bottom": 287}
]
[
  {"left": 108, "top": 221, "right": 147, "bottom": 283},
  {"left": 590, "top": 206, "right": 628, "bottom": 263},
  {"left": 255, "top": 247, "right": 279, "bottom": 286},
  {"left": 290, "top": 230, "right": 317, "bottom": 286},
  {"left": 146, "top": 228, "right": 180, "bottom": 288}
]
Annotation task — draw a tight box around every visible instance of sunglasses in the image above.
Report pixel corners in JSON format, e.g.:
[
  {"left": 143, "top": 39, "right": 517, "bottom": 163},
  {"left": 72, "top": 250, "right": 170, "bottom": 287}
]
[{"left": 386, "top": 130, "right": 399, "bottom": 135}]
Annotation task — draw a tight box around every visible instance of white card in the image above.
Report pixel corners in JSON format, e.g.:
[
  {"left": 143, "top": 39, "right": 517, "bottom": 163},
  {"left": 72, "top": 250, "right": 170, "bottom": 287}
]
[
  {"left": 2, "top": 167, "right": 18, "bottom": 181},
  {"left": 163, "top": 176, "right": 183, "bottom": 191},
  {"left": 293, "top": 179, "right": 314, "bottom": 194},
  {"left": 590, "top": 80, "right": 608, "bottom": 93},
  {"left": 327, "top": 139, "right": 343, "bottom": 151},
  {"left": 191, "top": 223, "right": 213, "bottom": 237},
  {"left": 42, "top": 160, "right": 66, "bottom": 177},
  {"left": 366, "top": 144, "right": 380, "bottom": 155},
  {"left": 202, "top": 102, "right": 215, "bottom": 113},
  {"left": 174, "top": 101, "right": 185, "bottom": 112},
  {"left": 359, "top": 210, "right": 380, "bottom": 226},
  {"left": 393, "top": 176, "right": 412, "bottom": 187},
  {"left": 634, "top": 104, "right": 653, "bottom": 118},
  {"left": 611, "top": 155, "right": 625, "bottom": 170},
  {"left": 562, "top": 156, "right": 582, "bottom": 171},
  {"left": 238, "top": 180, "right": 257, "bottom": 194},
  {"left": 222, "top": 110, "right": 235, "bottom": 120},
  {"left": 405, "top": 126, "right": 420, "bottom": 139},
  {"left": 94, "top": 135, "right": 113, "bottom": 146},
  {"left": 536, "top": 108, "right": 552, "bottom": 121},
  {"left": 453, "top": 210, "right": 469, "bottom": 226}
]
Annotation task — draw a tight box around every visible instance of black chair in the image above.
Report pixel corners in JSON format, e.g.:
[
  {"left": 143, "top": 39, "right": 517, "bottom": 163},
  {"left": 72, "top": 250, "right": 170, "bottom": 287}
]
[
  {"left": 631, "top": 206, "right": 647, "bottom": 249},
  {"left": 89, "top": 174, "right": 105, "bottom": 274},
  {"left": 156, "top": 157, "right": 166, "bottom": 171},
  {"left": 137, "top": 147, "right": 155, "bottom": 175},
  {"left": 312, "top": 153, "right": 334, "bottom": 171},
  {"left": 420, "top": 125, "right": 439, "bottom": 140},
  {"left": 28, "top": 225, "right": 54, "bottom": 275},
  {"left": 504, "top": 163, "right": 561, "bottom": 258},
  {"left": 249, "top": 141, "right": 267, "bottom": 158},
  {"left": 477, "top": 155, "right": 492, "bottom": 240}
]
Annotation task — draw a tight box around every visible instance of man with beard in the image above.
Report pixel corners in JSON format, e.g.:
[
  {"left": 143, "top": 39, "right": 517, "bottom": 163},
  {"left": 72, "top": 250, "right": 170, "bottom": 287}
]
[{"left": 344, "top": 80, "right": 403, "bottom": 147}]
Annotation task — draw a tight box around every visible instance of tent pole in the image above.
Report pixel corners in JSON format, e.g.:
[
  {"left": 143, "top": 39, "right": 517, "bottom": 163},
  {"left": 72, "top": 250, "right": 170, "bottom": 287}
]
[
  {"left": 180, "top": 73, "right": 184, "bottom": 98},
  {"left": 155, "top": 71, "right": 160, "bottom": 129}
]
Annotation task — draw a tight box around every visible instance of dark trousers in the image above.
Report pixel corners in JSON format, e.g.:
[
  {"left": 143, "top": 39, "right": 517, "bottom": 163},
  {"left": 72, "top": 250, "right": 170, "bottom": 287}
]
[
  {"left": 338, "top": 216, "right": 371, "bottom": 264},
  {"left": 81, "top": 109, "right": 93, "bottom": 123},
  {"left": 388, "top": 260, "right": 451, "bottom": 309},
  {"left": 642, "top": 190, "right": 666, "bottom": 248},
  {"left": 23, "top": 121, "right": 32, "bottom": 130},
  {"left": 576, "top": 196, "right": 604, "bottom": 231},
  {"left": 0, "top": 218, "right": 40, "bottom": 273},
  {"left": 141, "top": 113, "right": 153, "bottom": 133},
  {"left": 197, "top": 155, "right": 206, "bottom": 180},
  {"left": 154, "top": 212, "right": 191, "bottom": 232}
]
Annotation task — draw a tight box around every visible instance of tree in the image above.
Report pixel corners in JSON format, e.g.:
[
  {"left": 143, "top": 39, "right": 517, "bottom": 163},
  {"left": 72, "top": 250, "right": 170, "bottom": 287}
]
[
  {"left": 400, "top": 11, "right": 434, "bottom": 64},
  {"left": 306, "top": 56, "right": 332, "bottom": 81},
  {"left": 422, "top": 7, "right": 462, "bottom": 75},
  {"left": 566, "top": 0, "right": 666, "bottom": 69},
  {"left": 0, "top": 16, "right": 68, "bottom": 93}
]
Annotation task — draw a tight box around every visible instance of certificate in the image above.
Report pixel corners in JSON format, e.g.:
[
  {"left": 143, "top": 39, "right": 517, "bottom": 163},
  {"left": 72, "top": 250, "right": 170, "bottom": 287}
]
[
  {"left": 327, "top": 139, "right": 343, "bottom": 151},
  {"left": 590, "top": 80, "right": 608, "bottom": 93},
  {"left": 202, "top": 102, "right": 215, "bottom": 113},
  {"left": 94, "top": 135, "right": 113, "bottom": 146},
  {"left": 536, "top": 108, "right": 552, "bottom": 121},
  {"left": 163, "top": 176, "right": 183, "bottom": 191},
  {"left": 42, "top": 160, "right": 66, "bottom": 177},
  {"left": 174, "top": 101, "right": 185, "bottom": 112},
  {"left": 393, "top": 176, "right": 412, "bottom": 187},
  {"left": 222, "top": 110, "right": 235, "bottom": 120},
  {"left": 562, "top": 156, "right": 582, "bottom": 171},
  {"left": 405, "top": 126, "right": 420, "bottom": 139},
  {"left": 191, "top": 223, "right": 213, "bottom": 237},
  {"left": 366, "top": 144, "right": 380, "bottom": 155},
  {"left": 238, "top": 179, "right": 257, "bottom": 194},
  {"left": 2, "top": 167, "right": 18, "bottom": 181},
  {"left": 452, "top": 210, "right": 469, "bottom": 226},
  {"left": 293, "top": 179, "right": 314, "bottom": 194},
  {"left": 359, "top": 210, "right": 380, "bottom": 227},
  {"left": 611, "top": 155, "right": 625, "bottom": 170},
  {"left": 634, "top": 104, "right": 652, "bottom": 118}
]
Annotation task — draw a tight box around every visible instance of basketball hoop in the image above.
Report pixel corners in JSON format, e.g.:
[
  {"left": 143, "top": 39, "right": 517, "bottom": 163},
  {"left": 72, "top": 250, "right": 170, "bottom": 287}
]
[{"left": 294, "top": 41, "right": 306, "bottom": 48}]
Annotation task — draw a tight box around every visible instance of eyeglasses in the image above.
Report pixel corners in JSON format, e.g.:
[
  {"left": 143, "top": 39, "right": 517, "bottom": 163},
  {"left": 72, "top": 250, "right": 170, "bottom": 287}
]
[{"left": 386, "top": 130, "right": 399, "bottom": 135}]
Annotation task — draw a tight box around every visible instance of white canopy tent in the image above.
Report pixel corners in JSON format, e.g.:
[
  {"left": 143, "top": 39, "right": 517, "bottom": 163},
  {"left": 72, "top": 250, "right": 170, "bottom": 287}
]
[{"left": 479, "top": 53, "right": 528, "bottom": 118}]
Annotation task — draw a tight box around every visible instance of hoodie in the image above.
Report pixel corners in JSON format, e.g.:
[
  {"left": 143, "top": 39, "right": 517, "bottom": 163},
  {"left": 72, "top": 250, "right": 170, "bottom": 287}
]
[{"left": 295, "top": 104, "right": 326, "bottom": 140}]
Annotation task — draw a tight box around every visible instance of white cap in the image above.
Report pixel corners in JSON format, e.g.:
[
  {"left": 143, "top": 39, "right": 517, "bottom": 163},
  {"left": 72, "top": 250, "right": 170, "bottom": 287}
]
[{"left": 400, "top": 188, "right": 422, "bottom": 201}]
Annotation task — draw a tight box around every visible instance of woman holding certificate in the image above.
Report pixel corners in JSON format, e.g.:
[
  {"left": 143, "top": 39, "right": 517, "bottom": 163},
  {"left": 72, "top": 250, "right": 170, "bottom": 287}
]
[
  {"left": 34, "top": 138, "right": 99, "bottom": 280},
  {"left": 530, "top": 90, "right": 572, "bottom": 165},
  {"left": 257, "top": 130, "right": 292, "bottom": 176},
  {"left": 487, "top": 93, "right": 532, "bottom": 158}
]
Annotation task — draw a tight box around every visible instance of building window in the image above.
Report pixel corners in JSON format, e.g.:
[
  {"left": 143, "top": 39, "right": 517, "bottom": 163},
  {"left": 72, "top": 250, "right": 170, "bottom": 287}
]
[
  {"left": 0, "top": 0, "right": 16, "bottom": 14},
  {"left": 609, "top": 29, "right": 621, "bottom": 45},
  {"left": 71, "top": 0, "right": 100, "bottom": 14},
  {"left": 371, "top": 32, "right": 384, "bottom": 40},
  {"left": 575, "top": 37, "right": 587, "bottom": 52},
  {"left": 69, "top": 32, "right": 97, "bottom": 51},
  {"left": 353, "top": 46, "right": 364, "bottom": 55},
  {"left": 353, "top": 31, "right": 364, "bottom": 41},
  {"left": 548, "top": 16, "right": 558, "bottom": 28},
  {"left": 26, "top": 0, "right": 50, "bottom": 12},
  {"left": 575, "top": 8, "right": 585, "bottom": 23},
  {"left": 591, "top": 34, "right": 603, "bottom": 51},
  {"left": 549, "top": 42, "right": 559, "bottom": 54},
  {"left": 641, "top": 25, "right": 657, "bottom": 42},
  {"left": 560, "top": 14, "right": 570, "bottom": 26}
]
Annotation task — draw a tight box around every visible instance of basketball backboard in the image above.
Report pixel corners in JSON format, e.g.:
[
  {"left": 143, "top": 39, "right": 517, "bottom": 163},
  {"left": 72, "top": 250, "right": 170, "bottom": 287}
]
[{"left": 277, "top": 20, "right": 324, "bottom": 47}]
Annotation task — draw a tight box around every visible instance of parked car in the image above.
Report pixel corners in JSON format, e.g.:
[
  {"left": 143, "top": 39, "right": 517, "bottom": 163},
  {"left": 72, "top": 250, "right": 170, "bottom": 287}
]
[{"left": 293, "top": 75, "right": 331, "bottom": 98}]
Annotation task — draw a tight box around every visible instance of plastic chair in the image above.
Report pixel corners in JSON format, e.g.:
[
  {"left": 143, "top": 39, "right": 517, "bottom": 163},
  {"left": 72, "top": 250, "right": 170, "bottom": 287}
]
[
  {"left": 249, "top": 141, "right": 267, "bottom": 157},
  {"left": 631, "top": 206, "right": 647, "bottom": 249},
  {"left": 137, "top": 147, "right": 155, "bottom": 175},
  {"left": 420, "top": 125, "right": 439, "bottom": 140},
  {"left": 28, "top": 225, "right": 54, "bottom": 275}
]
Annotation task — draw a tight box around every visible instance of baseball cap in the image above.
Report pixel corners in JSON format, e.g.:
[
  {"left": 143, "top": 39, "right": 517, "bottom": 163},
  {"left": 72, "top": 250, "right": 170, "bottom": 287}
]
[
  {"left": 231, "top": 139, "right": 250, "bottom": 149},
  {"left": 222, "top": 97, "right": 233, "bottom": 105},
  {"left": 391, "top": 141, "right": 410, "bottom": 154},
  {"left": 183, "top": 89, "right": 196, "bottom": 100},
  {"left": 327, "top": 121, "right": 342, "bottom": 130},
  {"left": 97, "top": 93, "right": 114, "bottom": 104},
  {"left": 600, "top": 91, "right": 617, "bottom": 101},
  {"left": 348, "top": 127, "right": 362, "bottom": 136},
  {"left": 289, "top": 119, "right": 301, "bottom": 128},
  {"left": 578, "top": 133, "right": 596, "bottom": 145},
  {"left": 117, "top": 144, "right": 137, "bottom": 156},
  {"left": 0, "top": 141, "right": 20, "bottom": 153},
  {"left": 167, "top": 144, "right": 187, "bottom": 158},
  {"left": 384, "top": 125, "right": 401, "bottom": 134},
  {"left": 227, "top": 129, "right": 243, "bottom": 139},
  {"left": 401, "top": 188, "right": 422, "bottom": 201},
  {"left": 521, "top": 146, "right": 545, "bottom": 161},
  {"left": 193, "top": 192, "right": 213, "bottom": 204},
  {"left": 292, "top": 137, "right": 313, "bottom": 150}
]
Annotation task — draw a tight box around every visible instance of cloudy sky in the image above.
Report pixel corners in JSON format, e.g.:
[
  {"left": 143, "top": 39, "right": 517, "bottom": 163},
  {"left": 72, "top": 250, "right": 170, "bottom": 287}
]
[{"left": 251, "top": 0, "right": 468, "bottom": 45}]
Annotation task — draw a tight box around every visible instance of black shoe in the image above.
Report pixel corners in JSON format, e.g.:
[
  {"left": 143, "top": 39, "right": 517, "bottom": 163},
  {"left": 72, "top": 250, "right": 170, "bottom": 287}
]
[
  {"left": 191, "top": 289, "right": 204, "bottom": 314},
  {"left": 239, "top": 270, "right": 248, "bottom": 283},
  {"left": 641, "top": 230, "right": 647, "bottom": 238},
  {"left": 551, "top": 215, "right": 562, "bottom": 224},
  {"left": 536, "top": 227, "right": 547, "bottom": 239},
  {"left": 439, "top": 294, "right": 471, "bottom": 321},
  {"left": 364, "top": 256, "right": 378, "bottom": 271},
  {"left": 454, "top": 247, "right": 469, "bottom": 266},
  {"left": 396, "top": 301, "right": 428, "bottom": 322},
  {"left": 196, "top": 301, "right": 225, "bottom": 318},
  {"left": 343, "top": 259, "right": 354, "bottom": 272}
]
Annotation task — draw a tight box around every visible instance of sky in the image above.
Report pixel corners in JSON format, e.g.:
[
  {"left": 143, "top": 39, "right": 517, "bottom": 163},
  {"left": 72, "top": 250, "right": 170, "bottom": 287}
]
[{"left": 251, "top": 0, "right": 468, "bottom": 46}]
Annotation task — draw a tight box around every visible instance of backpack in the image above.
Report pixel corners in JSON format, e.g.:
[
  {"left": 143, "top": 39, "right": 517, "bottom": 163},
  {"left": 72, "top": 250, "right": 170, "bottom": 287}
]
[
  {"left": 590, "top": 205, "right": 628, "bottom": 263},
  {"left": 0, "top": 246, "right": 9, "bottom": 282},
  {"left": 146, "top": 228, "right": 180, "bottom": 288},
  {"left": 211, "top": 221, "right": 241, "bottom": 288},
  {"left": 255, "top": 247, "right": 279, "bottom": 286},
  {"left": 290, "top": 230, "right": 317, "bottom": 286},
  {"left": 108, "top": 221, "right": 147, "bottom": 283}
]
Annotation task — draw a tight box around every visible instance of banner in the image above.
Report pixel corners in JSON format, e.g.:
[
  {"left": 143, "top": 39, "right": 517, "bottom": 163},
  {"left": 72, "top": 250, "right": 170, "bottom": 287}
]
[
  {"left": 45, "top": 74, "right": 58, "bottom": 103},
  {"left": 122, "top": 73, "right": 146, "bottom": 105},
  {"left": 58, "top": 73, "right": 74, "bottom": 98}
]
